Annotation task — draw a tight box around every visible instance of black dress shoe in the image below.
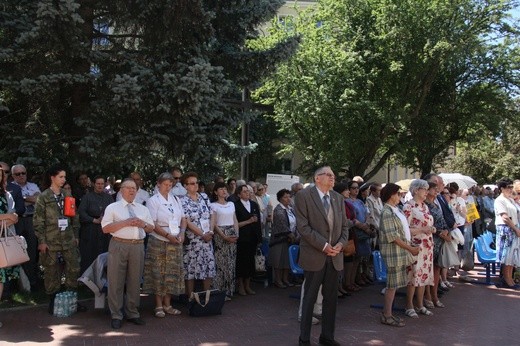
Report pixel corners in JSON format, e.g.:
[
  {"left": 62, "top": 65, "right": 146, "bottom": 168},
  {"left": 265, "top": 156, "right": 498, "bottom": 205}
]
[
  {"left": 111, "top": 319, "right": 122, "bottom": 329},
  {"left": 299, "top": 338, "right": 311, "bottom": 345},
  {"left": 127, "top": 317, "right": 146, "bottom": 325},
  {"left": 319, "top": 336, "right": 340, "bottom": 346}
]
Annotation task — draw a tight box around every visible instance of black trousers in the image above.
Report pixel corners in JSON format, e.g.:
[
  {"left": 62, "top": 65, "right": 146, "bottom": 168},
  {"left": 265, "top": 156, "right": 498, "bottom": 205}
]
[{"left": 300, "top": 257, "right": 339, "bottom": 342}]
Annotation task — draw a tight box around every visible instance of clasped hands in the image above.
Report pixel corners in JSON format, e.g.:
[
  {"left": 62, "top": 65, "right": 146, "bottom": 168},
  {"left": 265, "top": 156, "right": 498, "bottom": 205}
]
[
  {"left": 324, "top": 243, "right": 343, "bottom": 256},
  {"left": 127, "top": 217, "right": 148, "bottom": 229}
]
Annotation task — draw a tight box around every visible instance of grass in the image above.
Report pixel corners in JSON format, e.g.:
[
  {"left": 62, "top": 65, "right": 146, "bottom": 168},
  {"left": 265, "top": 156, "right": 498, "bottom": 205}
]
[{"left": 0, "top": 284, "right": 94, "bottom": 309}]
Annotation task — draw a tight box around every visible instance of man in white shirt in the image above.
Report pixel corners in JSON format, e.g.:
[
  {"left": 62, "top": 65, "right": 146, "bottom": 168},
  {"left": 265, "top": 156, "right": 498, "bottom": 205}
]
[
  {"left": 116, "top": 172, "right": 150, "bottom": 205},
  {"left": 102, "top": 179, "right": 154, "bottom": 329},
  {"left": 11, "top": 164, "right": 41, "bottom": 288}
]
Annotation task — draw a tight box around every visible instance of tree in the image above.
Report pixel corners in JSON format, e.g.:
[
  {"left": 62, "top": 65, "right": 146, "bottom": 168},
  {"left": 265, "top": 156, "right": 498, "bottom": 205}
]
[
  {"left": 254, "top": 0, "right": 520, "bottom": 179},
  {"left": 0, "top": 0, "right": 298, "bottom": 180}
]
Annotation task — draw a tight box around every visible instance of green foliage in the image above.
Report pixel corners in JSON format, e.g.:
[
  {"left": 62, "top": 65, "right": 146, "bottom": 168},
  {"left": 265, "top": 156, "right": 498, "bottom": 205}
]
[
  {"left": 255, "top": 0, "right": 520, "bottom": 179},
  {"left": 0, "top": 0, "right": 298, "bottom": 179}
]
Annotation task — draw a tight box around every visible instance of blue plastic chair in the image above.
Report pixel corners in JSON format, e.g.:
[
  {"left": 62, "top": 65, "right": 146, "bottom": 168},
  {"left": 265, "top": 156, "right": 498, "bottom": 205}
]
[
  {"left": 288, "top": 245, "right": 304, "bottom": 276},
  {"left": 473, "top": 237, "right": 496, "bottom": 285}
]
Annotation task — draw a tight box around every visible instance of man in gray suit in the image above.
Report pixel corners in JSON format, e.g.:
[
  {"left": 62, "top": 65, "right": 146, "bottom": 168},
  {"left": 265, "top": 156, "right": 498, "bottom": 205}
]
[{"left": 295, "top": 166, "right": 349, "bottom": 346}]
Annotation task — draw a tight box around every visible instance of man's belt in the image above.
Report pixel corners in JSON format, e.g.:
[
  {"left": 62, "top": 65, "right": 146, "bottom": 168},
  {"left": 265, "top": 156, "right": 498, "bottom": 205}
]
[{"left": 112, "top": 237, "right": 144, "bottom": 244}]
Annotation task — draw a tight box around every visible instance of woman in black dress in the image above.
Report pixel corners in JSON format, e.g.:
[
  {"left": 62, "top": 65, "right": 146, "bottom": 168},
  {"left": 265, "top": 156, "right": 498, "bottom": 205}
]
[{"left": 234, "top": 185, "right": 262, "bottom": 296}]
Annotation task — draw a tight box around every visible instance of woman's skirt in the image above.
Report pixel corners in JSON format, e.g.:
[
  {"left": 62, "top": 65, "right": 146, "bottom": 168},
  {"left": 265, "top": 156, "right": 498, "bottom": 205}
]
[
  {"left": 496, "top": 224, "right": 519, "bottom": 265},
  {"left": 268, "top": 240, "right": 290, "bottom": 270},
  {"left": 143, "top": 236, "right": 185, "bottom": 296},
  {"left": 386, "top": 265, "right": 412, "bottom": 289},
  {"left": 213, "top": 225, "right": 237, "bottom": 296}
]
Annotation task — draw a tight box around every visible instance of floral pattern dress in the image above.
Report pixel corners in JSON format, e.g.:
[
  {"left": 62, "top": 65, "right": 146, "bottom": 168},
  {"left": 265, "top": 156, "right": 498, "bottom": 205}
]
[
  {"left": 181, "top": 194, "right": 216, "bottom": 280},
  {"left": 403, "top": 200, "right": 434, "bottom": 286}
]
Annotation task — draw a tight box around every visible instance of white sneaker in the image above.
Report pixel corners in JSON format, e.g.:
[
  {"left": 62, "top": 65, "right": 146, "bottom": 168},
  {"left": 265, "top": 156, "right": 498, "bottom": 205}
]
[
  {"left": 444, "top": 281, "right": 454, "bottom": 288},
  {"left": 440, "top": 282, "right": 449, "bottom": 290},
  {"left": 380, "top": 287, "right": 387, "bottom": 295}
]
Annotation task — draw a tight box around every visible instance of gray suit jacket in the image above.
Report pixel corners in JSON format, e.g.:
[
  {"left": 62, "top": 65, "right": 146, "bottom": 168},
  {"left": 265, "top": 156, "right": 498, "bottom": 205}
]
[{"left": 294, "top": 186, "right": 349, "bottom": 271}]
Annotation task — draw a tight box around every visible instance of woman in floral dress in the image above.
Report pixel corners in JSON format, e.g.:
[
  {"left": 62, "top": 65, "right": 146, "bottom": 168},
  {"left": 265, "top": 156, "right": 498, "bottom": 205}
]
[
  {"left": 402, "top": 179, "right": 435, "bottom": 318},
  {"left": 0, "top": 168, "right": 20, "bottom": 328},
  {"left": 181, "top": 172, "right": 216, "bottom": 298}
]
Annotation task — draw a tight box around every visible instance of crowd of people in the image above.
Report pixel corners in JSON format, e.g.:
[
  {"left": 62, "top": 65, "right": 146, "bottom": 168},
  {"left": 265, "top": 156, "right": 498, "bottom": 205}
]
[{"left": 0, "top": 160, "right": 515, "bottom": 339}]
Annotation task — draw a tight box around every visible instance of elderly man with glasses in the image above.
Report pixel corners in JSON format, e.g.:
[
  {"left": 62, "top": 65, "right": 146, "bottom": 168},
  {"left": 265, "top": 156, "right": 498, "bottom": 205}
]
[
  {"left": 102, "top": 178, "right": 155, "bottom": 329},
  {"left": 11, "top": 164, "right": 41, "bottom": 290}
]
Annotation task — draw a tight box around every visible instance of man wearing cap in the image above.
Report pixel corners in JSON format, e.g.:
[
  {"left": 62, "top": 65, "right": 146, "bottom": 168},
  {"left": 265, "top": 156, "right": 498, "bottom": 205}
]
[{"left": 102, "top": 178, "right": 154, "bottom": 329}]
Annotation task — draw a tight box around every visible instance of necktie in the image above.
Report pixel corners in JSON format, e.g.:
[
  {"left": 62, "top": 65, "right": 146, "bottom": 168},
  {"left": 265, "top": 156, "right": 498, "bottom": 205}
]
[
  {"left": 127, "top": 204, "right": 144, "bottom": 238},
  {"left": 323, "top": 195, "right": 330, "bottom": 214}
]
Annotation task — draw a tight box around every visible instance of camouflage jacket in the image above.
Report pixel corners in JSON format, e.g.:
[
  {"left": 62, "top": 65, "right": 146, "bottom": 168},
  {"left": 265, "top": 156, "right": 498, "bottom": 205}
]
[{"left": 33, "top": 188, "right": 79, "bottom": 250}]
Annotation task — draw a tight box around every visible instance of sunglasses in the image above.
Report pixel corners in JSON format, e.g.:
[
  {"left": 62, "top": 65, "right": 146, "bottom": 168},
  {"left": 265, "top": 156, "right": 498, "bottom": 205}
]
[
  {"left": 185, "top": 182, "right": 198, "bottom": 186},
  {"left": 13, "top": 172, "right": 27, "bottom": 177},
  {"left": 173, "top": 177, "right": 181, "bottom": 180}
]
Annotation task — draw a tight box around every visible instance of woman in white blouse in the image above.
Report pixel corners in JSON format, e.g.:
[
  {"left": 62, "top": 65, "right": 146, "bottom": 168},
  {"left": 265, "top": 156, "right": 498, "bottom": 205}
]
[
  {"left": 494, "top": 178, "right": 520, "bottom": 289},
  {"left": 143, "top": 173, "right": 187, "bottom": 317},
  {"left": 211, "top": 182, "right": 239, "bottom": 300},
  {"left": 268, "top": 189, "right": 298, "bottom": 288}
]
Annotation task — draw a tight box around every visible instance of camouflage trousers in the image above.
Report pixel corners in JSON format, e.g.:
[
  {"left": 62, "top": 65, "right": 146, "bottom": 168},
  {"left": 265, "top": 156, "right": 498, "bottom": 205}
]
[{"left": 39, "top": 247, "right": 80, "bottom": 295}]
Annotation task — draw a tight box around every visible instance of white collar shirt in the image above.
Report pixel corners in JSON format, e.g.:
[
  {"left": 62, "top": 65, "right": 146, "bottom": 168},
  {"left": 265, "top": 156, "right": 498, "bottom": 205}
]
[{"left": 101, "top": 199, "right": 153, "bottom": 240}]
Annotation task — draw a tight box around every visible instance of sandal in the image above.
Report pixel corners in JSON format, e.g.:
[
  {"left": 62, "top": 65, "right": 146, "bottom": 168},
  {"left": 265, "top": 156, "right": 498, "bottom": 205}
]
[
  {"left": 154, "top": 307, "right": 165, "bottom": 318},
  {"left": 434, "top": 300, "right": 445, "bottom": 308},
  {"left": 405, "top": 308, "right": 418, "bottom": 318},
  {"left": 380, "top": 314, "right": 405, "bottom": 327},
  {"left": 423, "top": 300, "right": 435, "bottom": 309},
  {"left": 163, "top": 306, "right": 182, "bottom": 315},
  {"left": 416, "top": 307, "right": 434, "bottom": 316}
]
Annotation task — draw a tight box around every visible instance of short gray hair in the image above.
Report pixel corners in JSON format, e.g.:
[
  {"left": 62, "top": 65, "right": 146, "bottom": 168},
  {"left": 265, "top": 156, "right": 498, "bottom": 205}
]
[
  {"left": 409, "top": 179, "right": 429, "bottom": 196},
  {"left": 157, "top": 172, "right": 174, "bottom": 184}
]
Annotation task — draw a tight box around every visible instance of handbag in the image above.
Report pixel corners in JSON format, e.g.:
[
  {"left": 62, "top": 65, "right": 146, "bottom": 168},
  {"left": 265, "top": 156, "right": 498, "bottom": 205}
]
[
  {"left": 255, "top": 247, "right": 266, "bottom": 272},
  {"left": 438, "top": 241, "right": 460, "bottom": 268},
  {"left": 343, "top": 239, "right": 356, "bottom": 257},
  {"left": 0, "top": 220, "right": 30, "bottom": 268},
  {"left": 460, "top": 240, "right": 475, "bottom": 271},
  {"left": 451, "top": 228, "right": 465, "bottom": 245},
  {"left": 63, "top": 196, "right": 76, "bottom": 217},
  {"left": 188, "top": 289, "right": 226, "bottom": 317}
]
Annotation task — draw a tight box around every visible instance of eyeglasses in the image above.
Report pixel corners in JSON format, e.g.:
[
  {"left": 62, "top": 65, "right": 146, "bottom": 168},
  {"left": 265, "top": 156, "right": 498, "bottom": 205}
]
[
  {"left": 13, "top": 172, "right": 27, "bottom": 177},
  {"left": 350, "top": 186, "right": 359, "bottom": 190},
  {"left": 507, "top": 185, "right": 514, "bottom": 189},
  {"left": 318, "top": 173, "right": 335, "bottom": 178}
]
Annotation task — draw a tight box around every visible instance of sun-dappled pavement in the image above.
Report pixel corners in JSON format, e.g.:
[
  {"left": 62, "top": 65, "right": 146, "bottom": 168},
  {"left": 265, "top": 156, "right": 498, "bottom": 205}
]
[{"left": 0, "top": 263, "right": 518, "bottom": 345}]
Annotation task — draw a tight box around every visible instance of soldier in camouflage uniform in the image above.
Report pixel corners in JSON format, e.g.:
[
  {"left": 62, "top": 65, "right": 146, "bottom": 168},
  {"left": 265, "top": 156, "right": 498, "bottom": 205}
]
[{"left": 33, "top": 163, "right": 85, "bottom": 314}]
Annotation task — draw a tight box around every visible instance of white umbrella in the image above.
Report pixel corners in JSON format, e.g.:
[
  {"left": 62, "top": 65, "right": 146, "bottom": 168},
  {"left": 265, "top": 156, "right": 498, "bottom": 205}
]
[
  {"left": 394, "top": 179, "right": 416, "bottom": 192},
  {"left": 439, "top": 173, "right": 477, "bottom": 190}
]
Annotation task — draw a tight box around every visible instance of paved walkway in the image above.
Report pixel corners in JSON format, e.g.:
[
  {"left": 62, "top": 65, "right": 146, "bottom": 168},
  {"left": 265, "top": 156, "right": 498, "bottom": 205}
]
[{"left": 0, "top": 264, "right": 517, "bottom": 345}]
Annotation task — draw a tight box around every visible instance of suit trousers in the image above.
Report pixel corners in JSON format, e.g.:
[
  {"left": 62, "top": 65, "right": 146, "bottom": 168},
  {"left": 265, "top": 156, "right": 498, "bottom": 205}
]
[
  {"left": 300, "top": 257, "right": 339, "bottom": 342},
  {"left": 298, "top": 280, "right": 323, "bottom": 318},
  {"left": 107, "top": 239, "right": 144, "bottom": 320}
]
